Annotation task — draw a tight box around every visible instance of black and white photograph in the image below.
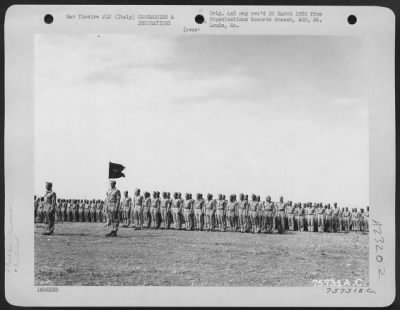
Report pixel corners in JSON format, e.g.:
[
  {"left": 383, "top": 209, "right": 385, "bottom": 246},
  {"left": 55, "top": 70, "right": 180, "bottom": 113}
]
[
  {"left": 4, "top": 5, "right": 395, "bottom": 307},
  {"left": 33, "top": 33, "right": 370, "bottom": 287}
]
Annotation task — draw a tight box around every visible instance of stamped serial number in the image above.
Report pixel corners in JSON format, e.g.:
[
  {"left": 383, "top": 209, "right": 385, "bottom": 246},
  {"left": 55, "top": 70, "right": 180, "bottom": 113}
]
[
  {"left": 312, "top": 279, "right": 366, "bottom": 287},
  {"left": 326, "top": 287, "right": 376, "bottom": 294},
  {"left": 37, "top": 287, "right": 59, "bottom": 292}
]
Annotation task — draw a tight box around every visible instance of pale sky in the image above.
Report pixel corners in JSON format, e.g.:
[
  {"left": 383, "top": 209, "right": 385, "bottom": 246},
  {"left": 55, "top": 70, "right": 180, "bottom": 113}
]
[{"left": 34, "top": 34, "right": 368, "bottom": 207}]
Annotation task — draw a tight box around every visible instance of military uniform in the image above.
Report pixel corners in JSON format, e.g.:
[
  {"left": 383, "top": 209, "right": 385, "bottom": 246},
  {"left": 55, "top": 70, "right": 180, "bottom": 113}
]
[
  {"left": 307, "top": 205, "right": 315, "bottom": 232},
  {"left": 325, "top": 207, "right": 333, "bottom": 232},
  {"left": 42, "top": 184, "right": 57, "bottom": 235},
  {"left": 286, "top": 204, "right": 295, "bottom": 231},
  {"left": 182, "top": 196, "right": 193, "bottom": 230},
  {"left": 105, "top": 185, "right": 121, "bottom": 236},
  {"left": 205, "top": 197, "right": 216, "bottom": 231},
  {"left": 194, "top": 197, "right": 204, "bottom": 231},
  {"left": 121, "top": 195, "right": 132, "bottom": 227},
  {"left": 275, "top": 201, "right": 286, "bottom": 233},
  {"left": 317, "top": 205, "right": 325, "bottom": 232},
  {"left": 238, "top": 199, "right": 248, "bottom": 233},
  {"left": 216, "top": 197, "right": 226, "bottom": 232},
  {"left": 332, "top": 207, "right": 340, "bottom": 232},
  {"left": 296, "top": 205, "right": 305, "bottom": 232},
  {"left": 133, "top": 194, "right": 144, "bottom": 229},
  {"left": 364, "top": 207, "right": 369, "bottom": 232},
  {"left": 150, "top": 194, "right": 160, "bottom": 228},
  {"left": 264, "top": 200, "right": 274, "bottom": 233}
]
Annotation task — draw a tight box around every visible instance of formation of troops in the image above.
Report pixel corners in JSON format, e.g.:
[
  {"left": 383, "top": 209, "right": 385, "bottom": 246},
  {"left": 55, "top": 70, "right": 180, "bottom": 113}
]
[{"left": 35, "top": 180, "right": 370, "bottom": 237}]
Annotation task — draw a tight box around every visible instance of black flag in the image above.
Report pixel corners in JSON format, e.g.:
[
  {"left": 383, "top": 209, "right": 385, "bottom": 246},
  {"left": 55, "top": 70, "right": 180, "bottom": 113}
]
[{"left": 109, "top": 162, "right": 125, "bottom": 179}]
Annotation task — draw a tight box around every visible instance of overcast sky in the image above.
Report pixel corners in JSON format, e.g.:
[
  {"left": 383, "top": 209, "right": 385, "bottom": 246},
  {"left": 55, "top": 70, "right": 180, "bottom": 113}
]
[{"left": 34, "top": 34, "right": 368, "bottom": 207}]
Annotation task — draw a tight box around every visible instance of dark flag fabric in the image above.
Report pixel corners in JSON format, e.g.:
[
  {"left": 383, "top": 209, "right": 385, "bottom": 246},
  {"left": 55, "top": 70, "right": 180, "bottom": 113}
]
[{"left": 109, "top": 162, "right": 125, "bottom": 179}]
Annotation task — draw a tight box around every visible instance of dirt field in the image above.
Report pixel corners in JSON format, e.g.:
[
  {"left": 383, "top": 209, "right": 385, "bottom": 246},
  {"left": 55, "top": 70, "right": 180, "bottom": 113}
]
[{"left": 35, "top": 223, "right": 369, "bottom": 286}]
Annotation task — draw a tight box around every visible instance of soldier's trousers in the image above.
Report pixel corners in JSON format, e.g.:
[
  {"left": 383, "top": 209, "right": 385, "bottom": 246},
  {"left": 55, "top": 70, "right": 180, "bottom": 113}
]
[
  {"left": 287, "top": 214, "right": 295, "bottom": 231},
  {"left": 343, "top": 217, "right": 350, "bottom": 231},
  {"left": 150, "top": 208, "right": 158, "bottom": 228},
  {"left": 96, "top": 210, "right": 102, "bottom": 223},
  {"left": 216, "top": 210, "right": 225, "bottom": 231},
  {"left": 325, "top": 215, "right": 332, "bottom": 232},
  {"left": 90, "top": 211, "right": 96, "bottom": 222},
  {"left": 332, "top": 215, "right": 339, "bottom": 232},
  {"left": 307, "top": 215, "right": 314, "bottom": 232},
  {"left": 227, "top": 211, "right": 235, "bottom": 231},
  {"left": 276, "top": 211, "right": 286, "bottom": 233},
  {"left": 60, "top": 209, "right": 65, "bottom": 222},
  {"left": 317, "top": 214, "right": 324, "bottom": 232},
  {"left": 160, "top": 208, "right": 168, "bottom": 228},
  {"left": 183, "top": 210, "right": 191, "bottom": 229},
  {"left": 265, "top": 211, "right": 274, "bottom": 232},
  {"left": 238, "top": 209, "right": 247, "bottom": 232},
  {"left": 133, "top": 207, "right": 143, "bottom": 228},
  {"left": 205, "top": 211, "right": 213, "bottom": 230},
  {"left": 296, "top": 215, "right": 304, "bottom": 231},
  {"left": 107, "top": 209, "right": 119, "bottom": 232},
  {"left": 78, "top": 210, "right": 84, "bottom": 222},
  {"left": 194, "top": 209, "right": 202, "bottom": 230},
  {"left": 364, "top": 217, "right": 369, "bottom": 232},
  {"left": 249, "top": 211, "right": 258, "bottom": 232},
  {"left": 44, "top": 209, "right": 55, "bottom": 233},
  {"left": 143, "top": 207, "right": 151, "bottom": 228}
]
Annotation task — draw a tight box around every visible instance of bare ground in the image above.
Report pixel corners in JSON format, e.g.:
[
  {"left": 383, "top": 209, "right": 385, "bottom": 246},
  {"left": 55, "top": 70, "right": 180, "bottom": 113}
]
[{"left": 35, "top": 222, "right": 369, "bottom": 286}]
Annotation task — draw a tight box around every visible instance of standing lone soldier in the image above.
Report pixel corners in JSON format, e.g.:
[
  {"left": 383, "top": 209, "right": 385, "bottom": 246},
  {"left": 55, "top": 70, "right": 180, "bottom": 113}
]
[
  {"left": 194, "top": 193, "right": 205, "bottom": 231},
  {"left": 42, "top": 182, "right": 57, "bottom": 235},
  {"left": 133, "top": 189, "right": 144, "bottom": 230},
  {"left": 205, "top": 194, "right": 216, "bottom": 231},
  {"left": 275, "top": 196, "right": 286, "bottom": 233},
  {"left": 105, "top": 180, "right": 121, "bottom": 237}
]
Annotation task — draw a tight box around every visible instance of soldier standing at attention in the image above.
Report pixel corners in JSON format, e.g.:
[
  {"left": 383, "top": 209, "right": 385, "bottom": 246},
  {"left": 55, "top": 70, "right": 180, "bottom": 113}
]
[
  {"left": 55, "top": 199, "right": 61, "bottom": 223},
  {"left": 133, "top": 189, "right": 144, "bottom": 230},
  {"left": 286, "top": 201, "right": 295, "bottom": 231},
  {"left": 77, "top": 199, "right": 84, "bottom": 222},
  {"left": 225, "top": 195, "right": 235, "bottom": 232},
  {"left": 83, "top": 200, "right": 89, "bottom": 222},
  {"left": 306, "top": 204, "right": 314, "bottom": 232},
  {"left": 169, "top": 192, "right": 179, "bottom": 229},
  {"left": 182, "top": 193, "right": 192, "bottom": 230},
  {"left": 263, "top": 196, "right": 274, "bottom": 233},
  {"left": 215, "top": 194, "right": 225, "bottom": 232},
  {"left": 159, "top": 192, "right": 169, "bottom": 229},
  {"left": 205, "top": 194, "right": 216, "bottom": 231},
  {"left": 332, "top": 203, "right": 340, "bottom": 232},
  {"left": 71, "top": 199, "right": 77, "bottom": 222},
  {"left": 238, "top": 194, "right": 247, "bottom": 233},
  {"left": 142, "top": 191, "right": 151, "bottom": 228},
  {"left": 42, "top": 182, "right": 57, "bottom": 235},
  {"left": 325, "top": 204, "right": 333, "bottom": 232},
  {"left": 275, "top": 196, "right": 286, "bottom": 233},
  {"left": 65, "top": 199, "right": 71, "bottom": 222},
  {"left": 59, "top": 199, "right": 66, "bottom": 223},
  {"left": 150, "top": 191, "right": 160, "bottom": 229},
  {"left": 316, "top": 203, "right": 325, "bottom": 233},
  {"left": 342, "top": 207, "right": 350, "bottom": 232},
  {"left": 193, "top": 193, "right": 205, "bottom": 231},
  {"left": 295, "top": 203, "right": 303, "bottom": 232},
  {"left": 89, "top": 199, "right": 95, "bottom": 222},
  {"left": 105, "top": 180, "right": 121, "bottom": 237},
  {"left": 121, "top": 191, "right": 132, "bottom": 227},
  {"left": 364, "top": 206, "right": 369, "bottom": 232},
  {"left": 248, "top": 194, "right": 258, "bottom": 233}
]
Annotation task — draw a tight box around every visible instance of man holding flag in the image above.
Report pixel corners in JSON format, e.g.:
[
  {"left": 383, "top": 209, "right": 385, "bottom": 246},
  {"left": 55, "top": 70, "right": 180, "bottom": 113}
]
[{"left": 105, "top": 162, "right": 125, "bottom": 237}]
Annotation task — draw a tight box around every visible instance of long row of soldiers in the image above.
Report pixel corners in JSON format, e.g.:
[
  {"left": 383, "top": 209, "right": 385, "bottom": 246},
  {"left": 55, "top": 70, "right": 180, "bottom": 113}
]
[{"left": 36, "top": 180, "right": 369, "bottom": 236}]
